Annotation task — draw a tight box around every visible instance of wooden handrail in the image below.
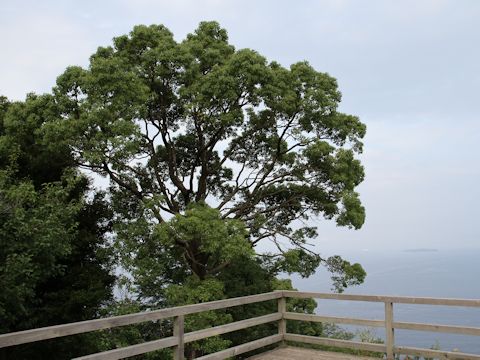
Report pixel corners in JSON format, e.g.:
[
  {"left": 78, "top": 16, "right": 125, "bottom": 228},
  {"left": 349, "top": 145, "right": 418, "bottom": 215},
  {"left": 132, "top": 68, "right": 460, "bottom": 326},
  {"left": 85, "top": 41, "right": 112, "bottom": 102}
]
[
  {"left": 393, "top": 321, "right": 480, "bottom": 336},
  {"left": 395, "top": 345, "right": 480, "bottom": 360},
  {"left": 284, "top": 333, "right": 387, "bottom": 352},
  {"left": 0, "top": 291, "right": 281, "bottom": 348},
  {"left": 281, "top": 290, "right": 480, "bottom": 360},
  {"left": 1, "top": 290, "right": 479, "bottom": 360},
  {"left": 282, "top": 290, "right": 480, "bottom": 307},
  {"left": 283, "top": 312, "right": 384, "bottom": 327}
]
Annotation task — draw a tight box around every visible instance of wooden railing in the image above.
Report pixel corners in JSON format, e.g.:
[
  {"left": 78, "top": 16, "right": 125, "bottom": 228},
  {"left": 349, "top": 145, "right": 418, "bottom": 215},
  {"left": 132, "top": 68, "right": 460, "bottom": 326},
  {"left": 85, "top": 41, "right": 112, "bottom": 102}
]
[
  {"left": 282, "top": 291, "right": 480, "bottom": 360},
  {"left": 1, "top": 290, "right": 479, "bottom": 359}
]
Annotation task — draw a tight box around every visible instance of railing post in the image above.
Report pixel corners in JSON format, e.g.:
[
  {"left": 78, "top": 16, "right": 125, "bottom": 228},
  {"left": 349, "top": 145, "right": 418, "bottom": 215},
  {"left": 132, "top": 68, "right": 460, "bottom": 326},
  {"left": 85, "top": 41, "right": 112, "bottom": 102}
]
[
  {"left": 277, "top": 292, "right": 286, "bottom": 343},
  {"left": 173, "top": 315, "right": 184, "bottom": 360},
  {"left": 385, "top": 302, "right": 394, "bottom": 360}
]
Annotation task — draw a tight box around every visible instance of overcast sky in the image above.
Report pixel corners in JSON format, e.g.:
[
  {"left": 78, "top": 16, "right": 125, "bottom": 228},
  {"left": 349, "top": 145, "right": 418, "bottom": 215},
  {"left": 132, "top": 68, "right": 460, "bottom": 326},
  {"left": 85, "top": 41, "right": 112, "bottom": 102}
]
[{"left": 2, "top": 0, "right": 479, "bottom": 253}]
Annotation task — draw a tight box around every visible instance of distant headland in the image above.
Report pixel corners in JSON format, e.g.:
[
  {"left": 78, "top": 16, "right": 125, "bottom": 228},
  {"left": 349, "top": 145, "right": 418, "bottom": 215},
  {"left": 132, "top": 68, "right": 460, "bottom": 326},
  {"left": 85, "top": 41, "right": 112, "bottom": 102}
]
[{"left": 403, "top": 248, "right": 439, "bottom": 253}]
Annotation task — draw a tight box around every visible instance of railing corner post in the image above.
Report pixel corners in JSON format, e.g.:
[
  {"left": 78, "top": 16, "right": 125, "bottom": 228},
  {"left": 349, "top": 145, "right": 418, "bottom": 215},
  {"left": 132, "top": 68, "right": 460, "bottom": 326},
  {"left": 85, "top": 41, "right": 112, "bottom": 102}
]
[
  {"left": 173, "top": 315, "right": 184, "bottom": 360},
  {"left": 385, "top": 301, "right": 394, "bottom": 360}
]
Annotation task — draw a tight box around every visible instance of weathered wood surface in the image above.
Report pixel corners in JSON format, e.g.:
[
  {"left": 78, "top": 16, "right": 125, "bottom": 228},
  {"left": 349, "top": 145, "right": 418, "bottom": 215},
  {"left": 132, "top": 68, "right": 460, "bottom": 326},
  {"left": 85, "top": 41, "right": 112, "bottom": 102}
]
[
  {"left": 277, "top": 296, "right": 286, "bottom": 342},
  {"left": 394, "top": 345, "right": 480, "bottom": 360},
  {"left": 283, "top": 312, "right": 384, "bottom": 327},
  {"left": 393, "top": 321, "right": 480, "bottom": 336},
  {"left": 72, "top": 313, "right": 282, "bottom": 360},
  {"left": 184, "top": 313, "right": 281, "bottom": 343},
  {"left": 195, "top": 334, "right": 282, "bottom": 360},
  {"left": 282, "top": 290, "right": 480, "bottom": 307},
  {"left": 2, "top": 290, "right": 480, "bottom": 360},
  {"left": 248, "top": 346, "right": 380, "bottom": 360},
  {"left": 0, "top": 291, "right": 281, "bottom": 348},
  {"left": 284, "top": 334, "right": 386, "bottom": 353},
  {"left": 72, "top": 337, "right": 178, "bottom": 360},
  {"left": 384, "top": 302, "right": 394, "bottom": 360},
  {"left": 173, "top": 315, "right": 184, "bottom": 360}
]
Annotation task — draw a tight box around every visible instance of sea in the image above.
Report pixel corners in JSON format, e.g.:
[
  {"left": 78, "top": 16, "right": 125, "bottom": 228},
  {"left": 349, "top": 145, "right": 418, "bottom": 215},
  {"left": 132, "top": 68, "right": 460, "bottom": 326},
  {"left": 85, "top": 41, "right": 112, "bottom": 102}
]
[{"left": 289, "top": 249, "right": 480, "bottom": 354}]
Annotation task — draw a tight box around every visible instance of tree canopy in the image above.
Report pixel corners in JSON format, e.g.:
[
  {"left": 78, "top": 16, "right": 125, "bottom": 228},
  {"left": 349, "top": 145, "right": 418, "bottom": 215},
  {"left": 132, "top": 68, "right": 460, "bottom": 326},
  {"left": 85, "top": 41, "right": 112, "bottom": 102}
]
[
  {"left": 0, "top": 21, "right": 369, "bottom": 359},
  {"left": 49, "top": 21, "right": 366, "bottom": 290}
]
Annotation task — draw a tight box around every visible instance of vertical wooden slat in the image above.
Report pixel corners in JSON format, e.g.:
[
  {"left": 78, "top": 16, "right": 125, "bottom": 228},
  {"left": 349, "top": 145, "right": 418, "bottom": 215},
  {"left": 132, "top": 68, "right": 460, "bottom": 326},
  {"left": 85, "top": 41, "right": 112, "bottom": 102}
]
[
  {"left": 278, "top": 296, "right": 286, "bottom": 343},
  {"left": 173, "top": 315, "right": 184, "bottom": 360},
  {"left": 385, "top": 301, "right": 394, "bottom": 360}
]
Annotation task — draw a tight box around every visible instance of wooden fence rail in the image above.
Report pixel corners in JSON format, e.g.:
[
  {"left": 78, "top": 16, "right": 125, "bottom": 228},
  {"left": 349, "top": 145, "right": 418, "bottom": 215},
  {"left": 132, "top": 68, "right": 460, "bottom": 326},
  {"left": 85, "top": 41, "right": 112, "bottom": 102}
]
[
  {"left": 1, "top": 290, "right": 479, "bottom": 359},
  {"left": 282, "top": 291, "right": 480, "bottom": 360}
]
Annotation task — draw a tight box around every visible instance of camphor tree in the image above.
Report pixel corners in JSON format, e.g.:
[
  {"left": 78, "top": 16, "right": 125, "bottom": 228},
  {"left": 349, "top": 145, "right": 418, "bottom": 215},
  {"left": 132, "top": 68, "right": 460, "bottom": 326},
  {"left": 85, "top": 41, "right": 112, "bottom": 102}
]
[{"left": 49, "top": 21, "right": 366, "bottom": 304}]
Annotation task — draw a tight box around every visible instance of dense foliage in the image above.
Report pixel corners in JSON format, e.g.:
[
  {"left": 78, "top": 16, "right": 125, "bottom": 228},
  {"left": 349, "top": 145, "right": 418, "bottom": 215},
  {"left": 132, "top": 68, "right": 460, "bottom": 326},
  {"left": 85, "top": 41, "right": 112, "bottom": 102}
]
[
  {"left": 49, "top": 20, "right": 366, "bottom": 292},
  {"left": 0, "top": 21, "right": 367, "bottom": 359},
  {"left": 0, "top": 95, "right": 115, "bottom": 359}
]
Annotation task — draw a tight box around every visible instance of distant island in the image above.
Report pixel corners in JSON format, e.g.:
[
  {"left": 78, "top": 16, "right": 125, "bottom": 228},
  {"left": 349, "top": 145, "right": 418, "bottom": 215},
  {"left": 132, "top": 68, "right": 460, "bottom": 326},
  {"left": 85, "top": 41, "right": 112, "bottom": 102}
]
[{"left": 404, "top": 248, "right": 439, "bottom": 253}]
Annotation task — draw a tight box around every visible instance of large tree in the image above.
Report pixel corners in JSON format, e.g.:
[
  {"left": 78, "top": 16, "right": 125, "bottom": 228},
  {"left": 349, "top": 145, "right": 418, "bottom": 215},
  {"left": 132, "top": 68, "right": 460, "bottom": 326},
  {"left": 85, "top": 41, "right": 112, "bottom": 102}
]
[{"left": 50, "top": 21, "right": 366, "bottom": 289}]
